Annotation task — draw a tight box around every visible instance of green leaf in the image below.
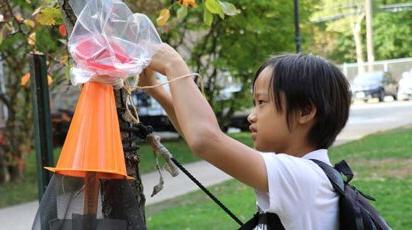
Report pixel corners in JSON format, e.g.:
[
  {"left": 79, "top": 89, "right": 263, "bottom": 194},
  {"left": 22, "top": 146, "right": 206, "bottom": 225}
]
[
  {"left": 0, "top": 27, "right": 4, "bottom": 46},
  {"left": 203, "top": 9, "right": 213, "bottom": 26},
  {"left": 35, "top": 27, "right": 58, "bottom": 52},
  {"left": 35, "top": 7, "right": 62, "bottom": 26},
  {"left": 177, "top": 6, "right": 188, "bottom": 20},
  {"left": 218, "top": 10, "right": 225, "bottom": 19},
  {"left": 205, "top": 0, "right": 223, "bottom": 15},
  {"left": 219, "top": 1, "right": 240, "bottom": 16}
]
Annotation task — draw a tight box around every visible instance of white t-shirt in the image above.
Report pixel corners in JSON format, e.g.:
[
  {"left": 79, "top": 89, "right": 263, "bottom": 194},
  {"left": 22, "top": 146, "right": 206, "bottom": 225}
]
[{"left": 255, "top": 149, "right": 339, "bottom": 230}]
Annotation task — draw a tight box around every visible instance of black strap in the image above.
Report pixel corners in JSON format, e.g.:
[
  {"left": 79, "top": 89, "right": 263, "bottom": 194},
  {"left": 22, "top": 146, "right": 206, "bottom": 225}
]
[
  {"left": 239, "top": 212, "right": 259, "bottom": 230},
  {"left": 334, "top": 160, "right": 354, "bottom": 183},
  {"left": 239, "top": 212, "right": 284, "bottom": 230},
  {"left": 124, "top": 123, "right": 244, "bottom": 226},
  {"left": 264, "top": 213, "right": 284, "bottom": 229},
  {"left": 171, "top": 158, "right": 244, "bottom": 226},
  {"left": 310, "top": 159, "right": 345, "bottom": 195}
]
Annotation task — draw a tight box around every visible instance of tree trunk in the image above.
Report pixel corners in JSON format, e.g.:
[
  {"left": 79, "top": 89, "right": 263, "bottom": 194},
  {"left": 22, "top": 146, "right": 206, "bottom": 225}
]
[
  {"left": 364, "top": 0, "right": 374, "bottom": 72},
  {"left": 57, "top": 1, "right": 147, "bottom": 228},
  {"left": 0, "top": 146, "right": 10, "bottom": 183},
  {"left": 351, "top": 13, "right": 366, "bottom": 75},
  {"left": 1, "top": 48, "right": 32, "bottom": 183}
]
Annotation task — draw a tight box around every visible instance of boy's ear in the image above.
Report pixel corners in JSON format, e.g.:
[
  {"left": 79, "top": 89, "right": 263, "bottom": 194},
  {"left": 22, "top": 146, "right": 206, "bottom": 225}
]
[{"left": 297, "top": 103, "right": 317, "bottom": 125}]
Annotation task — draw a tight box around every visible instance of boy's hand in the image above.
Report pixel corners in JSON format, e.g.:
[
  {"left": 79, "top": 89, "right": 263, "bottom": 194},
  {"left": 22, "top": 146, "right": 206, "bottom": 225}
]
[
  {"left": 138, "top": 69, "right": 158, "bottom": 88},
  {"left": 149, "top": 43, "right": 189, "bottom": 78}
]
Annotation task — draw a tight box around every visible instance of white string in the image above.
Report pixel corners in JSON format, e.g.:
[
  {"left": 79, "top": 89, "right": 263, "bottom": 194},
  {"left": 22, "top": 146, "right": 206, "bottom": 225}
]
[{"left": 137, "top": 73, "right": 201, "bottom": 89}]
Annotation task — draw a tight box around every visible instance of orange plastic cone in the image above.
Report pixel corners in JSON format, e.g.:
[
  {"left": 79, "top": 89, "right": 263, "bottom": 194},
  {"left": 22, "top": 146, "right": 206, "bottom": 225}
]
[{"left": 46, "top": 82, "right": 130, "bottom": 179}]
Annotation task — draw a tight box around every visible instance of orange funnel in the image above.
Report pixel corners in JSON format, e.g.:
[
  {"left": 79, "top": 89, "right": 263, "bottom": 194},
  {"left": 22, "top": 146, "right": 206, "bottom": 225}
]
[{"left": 46, "top": 82, "right": 130, "bottom": 179}]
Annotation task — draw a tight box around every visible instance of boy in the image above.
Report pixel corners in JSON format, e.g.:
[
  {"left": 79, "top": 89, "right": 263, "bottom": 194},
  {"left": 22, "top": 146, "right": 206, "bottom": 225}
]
[{"left": 140, "top": 44, "right": 351, "bottom": 229}]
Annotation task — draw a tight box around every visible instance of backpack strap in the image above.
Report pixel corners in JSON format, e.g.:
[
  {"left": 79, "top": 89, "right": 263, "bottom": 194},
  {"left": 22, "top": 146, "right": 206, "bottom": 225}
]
[
  {"left": 239, "top": 212, "right": 259, "bottom": 230},
  {"left": 239, "top": 212, "right": 285, "bottom": 230},
  {"left": 334, "top": 160, "right": 354, "bottom": 183},
  {"left": 310, "top": 159, "right": 345, "bottom": 195}
]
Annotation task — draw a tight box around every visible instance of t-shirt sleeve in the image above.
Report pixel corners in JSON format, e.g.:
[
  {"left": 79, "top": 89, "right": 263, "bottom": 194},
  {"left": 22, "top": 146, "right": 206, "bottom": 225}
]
[{"left": 258, "top": 152, "right": 320, "bottom": 213}]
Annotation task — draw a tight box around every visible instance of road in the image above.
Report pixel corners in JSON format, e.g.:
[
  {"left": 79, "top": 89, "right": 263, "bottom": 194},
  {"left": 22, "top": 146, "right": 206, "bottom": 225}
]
[
  {"left": 337, "top": 100, "right": 412, "bottom": 144},
  {"left": 1, "top": 100, "right": 412, "bottom": 229}
]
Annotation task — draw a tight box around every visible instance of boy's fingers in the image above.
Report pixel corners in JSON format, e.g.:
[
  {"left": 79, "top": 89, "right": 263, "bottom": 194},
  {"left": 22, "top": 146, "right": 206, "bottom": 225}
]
[
  {"left": 138, "top": 68, "right": 160, "bottom": 87},
  {"left": 144, "top": 68, "right": 155, "bottom": 77}
]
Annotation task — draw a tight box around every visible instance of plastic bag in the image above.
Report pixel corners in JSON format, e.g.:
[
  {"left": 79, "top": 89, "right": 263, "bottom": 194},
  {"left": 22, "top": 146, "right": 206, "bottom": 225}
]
[{"left": 68, "top": 0, "right": 161, "bottom": 85}]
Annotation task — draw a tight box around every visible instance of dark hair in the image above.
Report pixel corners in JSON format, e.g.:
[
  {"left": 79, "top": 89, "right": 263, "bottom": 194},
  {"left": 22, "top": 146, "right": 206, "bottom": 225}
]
[{"left": 253, "top": 54, "right": 351, "bottom": 149}]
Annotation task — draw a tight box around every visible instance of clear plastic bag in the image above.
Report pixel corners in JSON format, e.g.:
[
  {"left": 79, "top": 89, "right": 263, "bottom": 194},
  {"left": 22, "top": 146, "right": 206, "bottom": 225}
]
[{"left": 68, "top": 0, "right": 161, "bottom": 85}]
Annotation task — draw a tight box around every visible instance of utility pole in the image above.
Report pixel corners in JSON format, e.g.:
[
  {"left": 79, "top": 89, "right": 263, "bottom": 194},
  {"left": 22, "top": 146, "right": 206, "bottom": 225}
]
[
  {"left": 365, "top": 0, "right": 374, "bottom": 72},
  {"left": 294, "top": 0, "right": 301, "bottom": 53},
  {"left": 30, "top": 54, "right": 54, "bottom": 200}
]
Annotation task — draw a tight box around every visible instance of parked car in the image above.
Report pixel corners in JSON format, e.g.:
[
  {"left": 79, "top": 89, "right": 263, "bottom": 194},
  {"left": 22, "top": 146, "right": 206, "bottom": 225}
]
[
  {"left": 351, "top": 71, "right": 398, "bottom": 102},
  {"left": 397, "top": 70, "right": 412, "bottom": 101},
  {"left": 132, "top": 73, "right": 175, "bottom": 131},
  {"left": 132, "top": 90, "right": 176, "bottom": 132}
]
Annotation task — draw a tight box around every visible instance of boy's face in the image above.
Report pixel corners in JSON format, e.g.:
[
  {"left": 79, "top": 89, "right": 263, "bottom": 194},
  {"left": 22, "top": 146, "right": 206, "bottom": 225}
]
[{"left": 248, "top": 67, "right": 292, "bottom": 153}]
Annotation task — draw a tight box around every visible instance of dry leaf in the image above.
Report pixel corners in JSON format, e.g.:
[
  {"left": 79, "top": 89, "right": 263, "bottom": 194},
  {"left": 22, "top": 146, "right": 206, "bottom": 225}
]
[
  {"left": 179, "top": 0, "right": 198, "bottom": 8},
  {"left": 28, "top": 32, "right": 36, "bottom": 46},
  {"left": 156, "top": 9, "right": 170, "bottom": 26},
  {"left": 20, "top": 73, "right": 30, "bottom": 87}
]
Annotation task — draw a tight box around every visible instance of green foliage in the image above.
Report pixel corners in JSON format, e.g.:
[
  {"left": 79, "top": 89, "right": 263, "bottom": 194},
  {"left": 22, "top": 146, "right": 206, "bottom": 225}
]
[
  {"left": 374, "top": 11, "right": 412, "bottom": 60},
  {"left": 219, "top": 1, "right": 240, "bottom": 16},
  {"left": 160, "top": 0, "right": 317, "bottom": 128},
  {"left": 155, "top": 0, "right": 238, "bottom": 26},
  {"left": 35, "top": 27, "right": 59, "bottom": 53},
  {"left": 203, "top": 8, "right": 213, "bottom": 26},
  {"left": 0, "top": 0, "right": 68, "bottom": 183},
  {"left": 309, "top": 0, "right": 412, "bottom": 63},
  {"left": 176, "top": 6, "right": 188, "bottom": 20},
  {"left": 0, "top": 33, "right": 26, "bottom": 53},
  {"left": 205, "top": 0, "right": 224, "bottom": 17},
  {"left": 35, "top": 7, "right": 63, "bottom": 26}
]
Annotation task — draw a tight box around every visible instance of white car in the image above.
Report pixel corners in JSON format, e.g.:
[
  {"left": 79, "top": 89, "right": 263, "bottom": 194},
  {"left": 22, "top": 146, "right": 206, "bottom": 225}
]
[{"left": 397, "top": 70, "right": 412, "bottom": 101}]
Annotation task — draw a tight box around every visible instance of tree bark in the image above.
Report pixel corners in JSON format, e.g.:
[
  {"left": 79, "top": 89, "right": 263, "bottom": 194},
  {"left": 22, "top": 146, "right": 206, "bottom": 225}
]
[
  {"left": 351, "top": 13, "right": 366, "bottom": 75},
  {"left": 365, "top": 0, "right": 374, "bottom": 72},
  {"left": 57, "top": 1, "right": 147, "bottom": 228}
]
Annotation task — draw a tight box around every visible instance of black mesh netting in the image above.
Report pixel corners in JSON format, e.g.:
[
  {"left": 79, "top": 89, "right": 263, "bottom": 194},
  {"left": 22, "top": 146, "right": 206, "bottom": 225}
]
[{"left": 32, "top": 174, "right": 145, "bottom": 230}]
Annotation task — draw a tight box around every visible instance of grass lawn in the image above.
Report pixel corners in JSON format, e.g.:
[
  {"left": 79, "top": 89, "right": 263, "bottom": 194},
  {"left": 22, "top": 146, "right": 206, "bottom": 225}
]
[
  {"left": 0, "top": 132, "right": 252, "bottom": 208},
  {"left": 146, "top": 127, "right": 412, "bottom": 229}
]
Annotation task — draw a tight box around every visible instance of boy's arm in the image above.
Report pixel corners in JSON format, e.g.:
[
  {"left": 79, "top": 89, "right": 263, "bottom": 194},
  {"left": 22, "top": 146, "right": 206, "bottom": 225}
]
[{"left": 148, "top": 44, "right": 268, "bottom": 192}]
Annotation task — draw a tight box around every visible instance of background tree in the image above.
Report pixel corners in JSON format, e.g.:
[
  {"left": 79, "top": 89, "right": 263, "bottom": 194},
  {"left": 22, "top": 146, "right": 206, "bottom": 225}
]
[
  {"left": 374, "top": 0, "right": 412, "bottom": 60},
  {"left": 309, "top": 0, "right": 412, "bottom": 64},
  {"left": 310, "top": 0, "right": 367, "bottom": 73},
  {"left": 156, "top": 0, "right": 317, "bottom": 129},
  {"left": 0, "top": 0, "right": 67, "bottom": 183}
]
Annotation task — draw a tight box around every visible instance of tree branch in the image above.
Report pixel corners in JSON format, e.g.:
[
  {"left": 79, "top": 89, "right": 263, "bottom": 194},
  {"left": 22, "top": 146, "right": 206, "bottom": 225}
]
[
  {"left": 57, "top": 0, "right": 76, "bottom": 35},
  {"left": 0, "top": 93, "right": 11, "bottom": 111}
]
